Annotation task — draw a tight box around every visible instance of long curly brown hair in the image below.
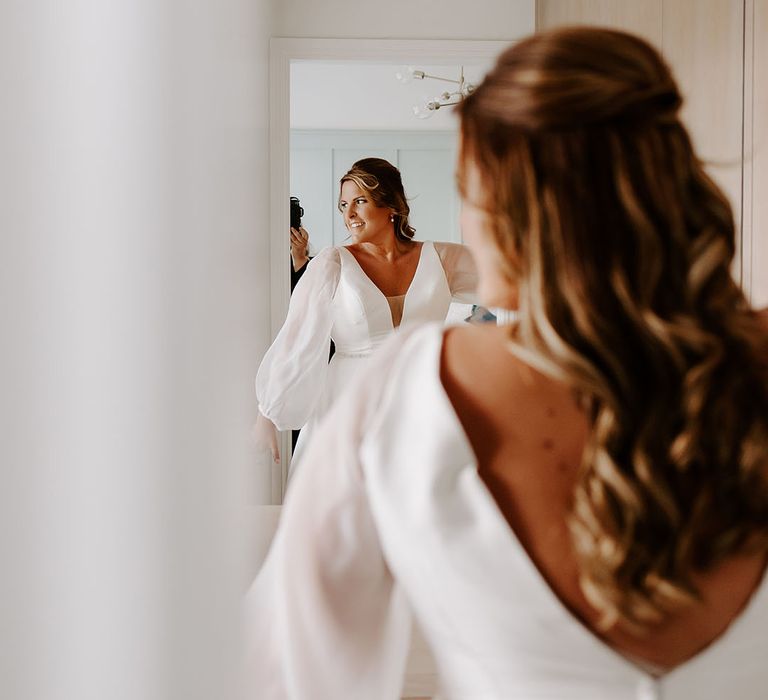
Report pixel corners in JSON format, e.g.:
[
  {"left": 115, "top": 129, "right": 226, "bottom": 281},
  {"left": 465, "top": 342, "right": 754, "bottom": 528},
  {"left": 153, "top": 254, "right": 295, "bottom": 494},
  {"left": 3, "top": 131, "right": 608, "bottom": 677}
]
[{"left": 458, "top": 27, "right": 768, "bottom": 633}]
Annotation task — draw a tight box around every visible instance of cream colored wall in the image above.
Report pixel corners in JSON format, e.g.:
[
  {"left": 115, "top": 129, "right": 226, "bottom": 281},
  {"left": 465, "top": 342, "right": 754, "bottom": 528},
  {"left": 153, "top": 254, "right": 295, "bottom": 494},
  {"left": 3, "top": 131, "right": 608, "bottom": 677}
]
[
  {"left": 273, "top": 0, "right": 535, "bottom": 39},
  {"left": 537, "top": 0, "right": 767, "bottom": 304}
]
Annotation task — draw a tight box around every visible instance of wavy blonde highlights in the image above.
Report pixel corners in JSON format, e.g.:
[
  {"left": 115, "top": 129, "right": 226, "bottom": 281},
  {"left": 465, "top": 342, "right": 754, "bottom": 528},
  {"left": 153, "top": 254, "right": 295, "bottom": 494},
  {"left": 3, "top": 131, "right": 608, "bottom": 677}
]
[{"left": 458, "top": 27, "right": 768, "bottom": 633}]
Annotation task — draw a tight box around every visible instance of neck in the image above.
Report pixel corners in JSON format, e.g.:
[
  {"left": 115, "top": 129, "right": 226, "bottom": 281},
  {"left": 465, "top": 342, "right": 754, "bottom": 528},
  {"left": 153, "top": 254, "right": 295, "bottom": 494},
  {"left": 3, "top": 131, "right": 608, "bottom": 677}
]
[{"left": 351, "top": 228, "right": 412, "bottom": 261}]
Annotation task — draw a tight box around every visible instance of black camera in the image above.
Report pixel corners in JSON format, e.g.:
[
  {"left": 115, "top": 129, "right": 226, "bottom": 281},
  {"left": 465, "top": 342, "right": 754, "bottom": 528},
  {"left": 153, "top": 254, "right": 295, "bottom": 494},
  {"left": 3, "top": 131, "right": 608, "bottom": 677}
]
[{"left": 290, "top": 196, "right": 304, "bottom": 229}]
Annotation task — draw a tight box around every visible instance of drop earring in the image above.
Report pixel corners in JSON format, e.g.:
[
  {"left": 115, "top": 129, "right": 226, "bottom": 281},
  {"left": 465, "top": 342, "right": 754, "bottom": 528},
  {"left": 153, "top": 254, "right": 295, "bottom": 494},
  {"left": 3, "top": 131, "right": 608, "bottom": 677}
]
[{"left": 390, "top": 214, "right": 395, "bottom": 222}]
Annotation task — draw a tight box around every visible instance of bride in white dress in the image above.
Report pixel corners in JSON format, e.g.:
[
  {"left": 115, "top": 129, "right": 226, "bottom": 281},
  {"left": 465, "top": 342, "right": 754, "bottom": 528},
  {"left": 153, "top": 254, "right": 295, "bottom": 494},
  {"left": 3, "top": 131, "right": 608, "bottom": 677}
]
[
  {"left": 255, "top": 158, "right": 477, "bottom": 475},
  {"left": 249, "top": 28, "right": 768, "bottom": 699}
]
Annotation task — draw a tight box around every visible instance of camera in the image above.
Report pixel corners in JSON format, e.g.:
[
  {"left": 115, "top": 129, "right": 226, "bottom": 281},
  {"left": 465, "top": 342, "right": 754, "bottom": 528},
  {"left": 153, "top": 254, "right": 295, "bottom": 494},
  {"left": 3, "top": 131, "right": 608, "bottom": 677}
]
[{"left": 290, "top": 196, "right": 304, "bottom": 229}]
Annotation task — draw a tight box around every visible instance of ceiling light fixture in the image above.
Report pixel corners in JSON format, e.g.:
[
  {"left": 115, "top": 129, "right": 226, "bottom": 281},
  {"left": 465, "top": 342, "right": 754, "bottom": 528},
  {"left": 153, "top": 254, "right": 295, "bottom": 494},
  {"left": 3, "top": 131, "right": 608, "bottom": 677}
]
[{"left": 395, "top": 66, "right": 476, "bottom": 119}]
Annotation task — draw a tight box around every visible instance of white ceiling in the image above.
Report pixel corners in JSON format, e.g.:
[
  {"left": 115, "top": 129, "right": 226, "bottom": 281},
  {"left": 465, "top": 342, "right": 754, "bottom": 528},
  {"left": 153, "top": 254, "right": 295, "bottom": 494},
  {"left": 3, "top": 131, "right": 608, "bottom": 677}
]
[{"left": 290, "top": 61, "right": 493, "bottom": 131}]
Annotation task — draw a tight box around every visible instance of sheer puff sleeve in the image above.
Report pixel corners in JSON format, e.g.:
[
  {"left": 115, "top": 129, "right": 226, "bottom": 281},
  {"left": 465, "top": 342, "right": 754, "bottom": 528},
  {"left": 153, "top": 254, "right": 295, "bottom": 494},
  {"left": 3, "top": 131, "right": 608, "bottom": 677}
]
[
  {"left": 433, "top": 241, "right": 479, "bottom": 303},
  {"left": 255, "top": 247, "right": 341, "bottom": 431},
  {"left": 246, "top": 330, "right": 419, "bottom": 700}
]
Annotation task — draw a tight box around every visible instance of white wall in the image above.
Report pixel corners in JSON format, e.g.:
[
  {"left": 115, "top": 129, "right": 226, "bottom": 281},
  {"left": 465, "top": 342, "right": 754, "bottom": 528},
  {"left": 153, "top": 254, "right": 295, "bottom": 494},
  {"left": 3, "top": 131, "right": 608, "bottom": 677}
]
[
  {"left": 274, "top": 0, "right": 535, "bottom": 40},
  {"left": 0, "top": 1, "right": 271, "bottom": 698}
]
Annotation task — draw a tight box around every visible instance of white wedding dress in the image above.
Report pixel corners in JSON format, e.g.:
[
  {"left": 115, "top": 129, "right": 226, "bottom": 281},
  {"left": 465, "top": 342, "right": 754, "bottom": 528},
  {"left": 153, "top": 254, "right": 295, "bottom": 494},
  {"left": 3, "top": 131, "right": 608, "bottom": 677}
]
[
  {"left": 248, "top": 323, "right": 768, "bottom": 700},
  {"left": 256, "top": 240, "right": 477, "bottom": 474}
]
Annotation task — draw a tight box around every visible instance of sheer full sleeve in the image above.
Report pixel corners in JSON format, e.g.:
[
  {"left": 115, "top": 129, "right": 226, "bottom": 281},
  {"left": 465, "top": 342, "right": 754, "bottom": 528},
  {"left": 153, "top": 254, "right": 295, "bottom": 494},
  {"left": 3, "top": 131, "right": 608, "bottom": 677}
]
[
  {"left": 256, "top": 247, "right": 341, "bottom": 430},
  {"left": 433, "top": 241, "right": 479, "bottom": 303},
  {"left": 246, "top": 335, "right": 414, "bottom": 700}
]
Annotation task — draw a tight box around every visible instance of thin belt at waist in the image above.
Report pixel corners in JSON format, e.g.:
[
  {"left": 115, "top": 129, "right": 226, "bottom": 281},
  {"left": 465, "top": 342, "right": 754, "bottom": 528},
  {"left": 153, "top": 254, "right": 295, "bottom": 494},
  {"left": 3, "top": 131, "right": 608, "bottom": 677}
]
[{"left": 332, "top": 349, "right": 372, "bottom": 359}]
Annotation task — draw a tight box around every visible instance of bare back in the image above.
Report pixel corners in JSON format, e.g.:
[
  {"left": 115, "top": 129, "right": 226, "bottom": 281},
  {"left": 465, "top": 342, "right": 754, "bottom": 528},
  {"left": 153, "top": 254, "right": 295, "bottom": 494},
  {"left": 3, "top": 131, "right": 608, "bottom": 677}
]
[{"left": 440, "top": 322, "right": 768, "bottom": 676}]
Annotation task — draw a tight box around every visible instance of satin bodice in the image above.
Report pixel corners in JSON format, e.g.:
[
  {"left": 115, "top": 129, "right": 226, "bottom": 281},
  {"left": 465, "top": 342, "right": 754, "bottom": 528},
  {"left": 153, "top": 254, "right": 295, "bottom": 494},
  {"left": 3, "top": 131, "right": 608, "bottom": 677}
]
[{"left": 332, "top": 242, "right": 451, "bottom": 355}]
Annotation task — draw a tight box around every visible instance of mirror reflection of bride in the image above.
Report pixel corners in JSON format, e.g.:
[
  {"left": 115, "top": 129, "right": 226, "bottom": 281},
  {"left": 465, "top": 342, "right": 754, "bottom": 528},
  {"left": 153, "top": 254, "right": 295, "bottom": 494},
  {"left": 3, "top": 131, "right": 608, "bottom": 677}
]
[{"left": 254, "top": 157, "right": 478, "bottom": 481}]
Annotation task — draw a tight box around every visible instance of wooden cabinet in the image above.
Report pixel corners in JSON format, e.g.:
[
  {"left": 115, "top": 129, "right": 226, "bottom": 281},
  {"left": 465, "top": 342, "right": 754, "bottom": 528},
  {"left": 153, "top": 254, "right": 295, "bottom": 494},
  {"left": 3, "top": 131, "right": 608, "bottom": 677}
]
[
  {"left": 748, "top": 0, "right": 768, "bottom": 305},
  {"left": 537, "top": 0, "right": 767, "bottom": 305},
  {"left": 537, "top": 0, "right": 663, "bottom": 45}
]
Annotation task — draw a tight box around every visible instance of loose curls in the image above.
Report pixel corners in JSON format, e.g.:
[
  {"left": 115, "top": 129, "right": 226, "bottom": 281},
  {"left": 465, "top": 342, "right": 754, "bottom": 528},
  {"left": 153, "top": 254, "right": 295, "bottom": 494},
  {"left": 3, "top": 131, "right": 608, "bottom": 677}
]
[
  {"left": 458, "top": 27, "right": 768, "bottom": 633},
  {"left": 339, "top": 158, "right": 416, "bottom": 241}
]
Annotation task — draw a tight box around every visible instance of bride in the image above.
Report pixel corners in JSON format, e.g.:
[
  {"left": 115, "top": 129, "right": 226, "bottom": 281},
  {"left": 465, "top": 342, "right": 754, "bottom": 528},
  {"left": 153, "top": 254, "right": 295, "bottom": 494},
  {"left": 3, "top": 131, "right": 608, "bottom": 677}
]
[
  {"left": 250, "top": 28, "right": 768, "bottom": 699},
  {"left": 254, "top": 157, "right": 477, "bottom": 477}
]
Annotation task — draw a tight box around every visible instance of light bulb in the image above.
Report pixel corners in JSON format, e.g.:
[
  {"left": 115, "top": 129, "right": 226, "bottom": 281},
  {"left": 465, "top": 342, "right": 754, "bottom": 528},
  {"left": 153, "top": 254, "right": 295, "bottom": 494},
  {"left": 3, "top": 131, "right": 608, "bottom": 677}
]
[
  {"left": 395, "top": 65, "right": 416, "bottom": 84},
  {"left": 413, "top": 97, "right": 441, "bottom": 119},
  {"left": 412, "top": 104, "right": 430, "bottom": 119},
  {"left": 395, "top": 66, "right": 426, "bottom": 84}
]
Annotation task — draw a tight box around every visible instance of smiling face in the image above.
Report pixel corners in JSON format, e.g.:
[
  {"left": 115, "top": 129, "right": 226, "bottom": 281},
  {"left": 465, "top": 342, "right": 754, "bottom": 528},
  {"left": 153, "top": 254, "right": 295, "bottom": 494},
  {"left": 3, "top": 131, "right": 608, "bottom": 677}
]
[{"left": 338, "top": 180, "right": 395, "bottom": 243}]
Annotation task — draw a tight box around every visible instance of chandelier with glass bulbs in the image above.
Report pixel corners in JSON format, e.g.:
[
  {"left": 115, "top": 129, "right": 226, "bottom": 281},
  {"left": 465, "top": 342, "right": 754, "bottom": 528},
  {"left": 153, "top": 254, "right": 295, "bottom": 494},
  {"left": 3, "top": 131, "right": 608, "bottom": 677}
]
[{"left": 395, "top": 66, "right": 476, "bottom": 119}]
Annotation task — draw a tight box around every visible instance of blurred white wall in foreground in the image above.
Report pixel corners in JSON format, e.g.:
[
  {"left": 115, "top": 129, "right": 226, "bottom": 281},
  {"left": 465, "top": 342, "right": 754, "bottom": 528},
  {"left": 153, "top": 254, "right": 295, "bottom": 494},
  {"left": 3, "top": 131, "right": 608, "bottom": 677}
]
[{"left": 0, "top": 1, "right": 271, "bottom": 698}]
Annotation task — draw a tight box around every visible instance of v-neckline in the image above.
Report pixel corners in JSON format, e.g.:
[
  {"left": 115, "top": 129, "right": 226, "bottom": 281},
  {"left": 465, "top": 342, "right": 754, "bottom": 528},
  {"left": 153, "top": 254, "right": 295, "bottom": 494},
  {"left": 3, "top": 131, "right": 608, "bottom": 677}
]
[
  {"left": 426, "top": 326, "right": 768, "bottom": 685},
  {"left": 341, "top": 241, "right": 428, "bottom": 303}
]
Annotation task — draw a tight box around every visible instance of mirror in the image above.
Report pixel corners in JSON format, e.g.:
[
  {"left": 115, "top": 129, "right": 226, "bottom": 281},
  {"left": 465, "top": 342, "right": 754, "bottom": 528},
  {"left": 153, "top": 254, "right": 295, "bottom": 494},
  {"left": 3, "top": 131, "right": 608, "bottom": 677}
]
[{"left": 266, "top": 39, "right": 508, "bottom": 499}]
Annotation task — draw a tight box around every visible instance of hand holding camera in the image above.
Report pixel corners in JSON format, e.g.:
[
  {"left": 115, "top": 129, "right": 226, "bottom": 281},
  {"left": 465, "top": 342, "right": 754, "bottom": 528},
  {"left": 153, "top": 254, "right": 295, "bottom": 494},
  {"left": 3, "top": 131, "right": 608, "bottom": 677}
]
[
  {"left": 289, "top": 196, "right": 310, "bottom": 271},
  {"left": 290, "top": 226, "right": 310, "bottom": 271}
]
